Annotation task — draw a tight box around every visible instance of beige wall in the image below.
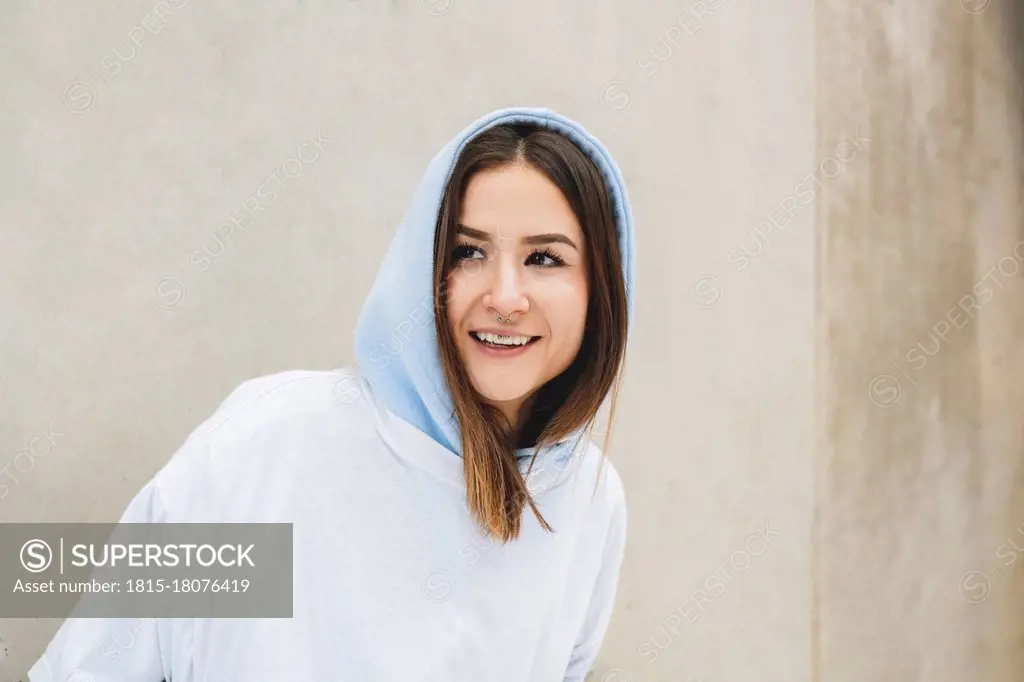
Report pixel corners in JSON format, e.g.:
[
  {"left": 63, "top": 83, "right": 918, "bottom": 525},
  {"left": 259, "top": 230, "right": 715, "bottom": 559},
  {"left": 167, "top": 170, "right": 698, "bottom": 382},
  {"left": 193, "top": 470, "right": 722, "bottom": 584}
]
[
  {"left": 816, "top": 2, "right": 1024, "bottom": 681},
  {"left": 0, "top": 1, "right": 1019, "bottom": 680}
]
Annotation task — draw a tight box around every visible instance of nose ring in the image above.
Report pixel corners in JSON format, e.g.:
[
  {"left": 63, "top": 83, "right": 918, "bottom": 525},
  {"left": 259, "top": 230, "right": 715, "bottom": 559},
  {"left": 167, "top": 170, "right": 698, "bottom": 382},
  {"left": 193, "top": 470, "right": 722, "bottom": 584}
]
[{"left": 496, "top": 311, "right": 516, "bottom": 324}]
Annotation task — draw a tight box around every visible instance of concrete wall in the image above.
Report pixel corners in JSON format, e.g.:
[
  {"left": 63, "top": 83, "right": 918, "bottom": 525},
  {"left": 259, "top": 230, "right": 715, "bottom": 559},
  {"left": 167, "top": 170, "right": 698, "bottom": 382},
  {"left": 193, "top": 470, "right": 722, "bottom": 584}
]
[
  {"left": 816, "top": 2, "right": 1024, "bottom": 681},
  {"left": 0, "top": 0, "right": 1019, "bottom": 680}
]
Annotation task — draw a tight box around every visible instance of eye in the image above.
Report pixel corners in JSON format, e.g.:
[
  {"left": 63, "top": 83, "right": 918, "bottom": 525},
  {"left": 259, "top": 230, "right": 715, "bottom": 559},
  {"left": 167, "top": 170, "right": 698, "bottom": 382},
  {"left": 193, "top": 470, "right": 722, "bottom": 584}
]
[
  {"left": 452, "top": 243, "right": 485, "bottom": 262},
  {"left": 526, "top": 248, "right": 566, "bottom": 267}
]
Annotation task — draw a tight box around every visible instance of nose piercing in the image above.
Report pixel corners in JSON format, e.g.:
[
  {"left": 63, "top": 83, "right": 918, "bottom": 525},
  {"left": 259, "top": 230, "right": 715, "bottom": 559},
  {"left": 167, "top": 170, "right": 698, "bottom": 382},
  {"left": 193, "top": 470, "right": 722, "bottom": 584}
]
[{"left": 496, "top": 311, "right": 516, "bottom": 324}]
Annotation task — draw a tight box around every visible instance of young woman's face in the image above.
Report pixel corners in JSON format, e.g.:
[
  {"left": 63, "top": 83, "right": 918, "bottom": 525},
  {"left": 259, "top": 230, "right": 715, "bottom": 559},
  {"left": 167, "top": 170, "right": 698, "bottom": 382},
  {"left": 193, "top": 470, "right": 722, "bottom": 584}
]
[{"left": 446, "top": 163, "right": 589, "bottom": 422}]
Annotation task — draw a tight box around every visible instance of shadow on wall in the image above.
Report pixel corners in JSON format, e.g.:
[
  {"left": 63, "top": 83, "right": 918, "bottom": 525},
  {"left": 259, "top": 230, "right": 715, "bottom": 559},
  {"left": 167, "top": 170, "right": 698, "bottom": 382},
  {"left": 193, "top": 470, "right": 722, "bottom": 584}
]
[
  {"left": 1010, "top": 0, "right": 1024, "bottom": 85},
  {"left": 1009, "top": 0, "right": 1024, "bottom": 245}
]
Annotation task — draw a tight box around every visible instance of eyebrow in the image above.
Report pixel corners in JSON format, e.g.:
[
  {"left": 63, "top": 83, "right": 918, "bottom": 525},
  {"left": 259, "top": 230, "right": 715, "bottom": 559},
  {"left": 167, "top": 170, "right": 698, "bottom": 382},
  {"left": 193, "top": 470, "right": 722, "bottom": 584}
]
[{"left": 456, "top": 224, "right": 578, "bottom": 251}]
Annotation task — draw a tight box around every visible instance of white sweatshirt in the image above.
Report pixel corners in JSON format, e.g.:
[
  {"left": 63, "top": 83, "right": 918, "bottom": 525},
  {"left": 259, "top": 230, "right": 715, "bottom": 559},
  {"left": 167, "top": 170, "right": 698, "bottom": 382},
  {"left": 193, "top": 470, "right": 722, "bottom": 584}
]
[{"left": 28, "top": 367, "right": 627, "bottom": 682}]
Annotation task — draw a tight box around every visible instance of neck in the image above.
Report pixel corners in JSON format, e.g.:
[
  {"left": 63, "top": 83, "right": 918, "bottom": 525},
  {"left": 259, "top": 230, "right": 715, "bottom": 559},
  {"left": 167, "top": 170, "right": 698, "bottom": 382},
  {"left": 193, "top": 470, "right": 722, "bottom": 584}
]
[
  {"left": 490, "top": 398, "right": 524, "bottom": 429},
  {"left": 488, "top": 392, "right": 538, "bottom": 438}
]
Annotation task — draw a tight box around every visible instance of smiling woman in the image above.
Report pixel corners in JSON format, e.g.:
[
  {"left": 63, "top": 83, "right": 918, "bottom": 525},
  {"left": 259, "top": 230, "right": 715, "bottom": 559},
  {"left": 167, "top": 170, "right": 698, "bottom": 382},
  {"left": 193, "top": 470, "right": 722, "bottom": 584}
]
[{"left": 29, "top": 108, "right": 637, "bottom": 682}]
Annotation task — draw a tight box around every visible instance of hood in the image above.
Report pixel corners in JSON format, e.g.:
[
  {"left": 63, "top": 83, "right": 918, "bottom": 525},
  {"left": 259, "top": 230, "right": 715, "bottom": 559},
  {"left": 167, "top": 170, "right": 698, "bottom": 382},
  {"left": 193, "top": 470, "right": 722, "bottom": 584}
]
[{"left": 353, "top": 106, "right": 636, "bottom": 457}]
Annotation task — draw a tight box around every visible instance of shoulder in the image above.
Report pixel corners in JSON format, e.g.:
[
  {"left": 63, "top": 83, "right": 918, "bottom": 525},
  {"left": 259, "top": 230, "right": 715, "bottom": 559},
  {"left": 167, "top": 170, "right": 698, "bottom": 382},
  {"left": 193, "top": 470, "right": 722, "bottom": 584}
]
[
  {"left": 192, "top": 367, "right": 368, "bottom": 439},
  {"left": 550, "top": 440, "right": 628, "bottom": 587},
  {"left": 549, "top": 437, "right": 627, "bottom": 538},
  {"left": 151, "top": 366, "right": 374, "bottom": 518},
  {"left": 575, "top": 439, "right": 627, "bottom": 510}
]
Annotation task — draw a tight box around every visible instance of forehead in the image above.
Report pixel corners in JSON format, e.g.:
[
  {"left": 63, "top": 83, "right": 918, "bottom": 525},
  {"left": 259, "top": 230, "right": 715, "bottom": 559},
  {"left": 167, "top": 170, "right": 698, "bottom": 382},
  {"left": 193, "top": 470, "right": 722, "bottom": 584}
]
[{"left": 459, "top": 164, "right": 583, "bottom": 240}]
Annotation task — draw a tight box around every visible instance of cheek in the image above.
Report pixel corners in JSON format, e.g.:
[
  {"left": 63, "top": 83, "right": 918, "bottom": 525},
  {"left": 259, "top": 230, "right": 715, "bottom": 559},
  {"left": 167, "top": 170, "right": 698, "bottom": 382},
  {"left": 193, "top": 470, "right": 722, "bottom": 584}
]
[
  {"left": 542, "top": 275, "right": 589, "bottom": 341},
  {"left": 445, "top": 270, "right": 475, "bottom": 329}
]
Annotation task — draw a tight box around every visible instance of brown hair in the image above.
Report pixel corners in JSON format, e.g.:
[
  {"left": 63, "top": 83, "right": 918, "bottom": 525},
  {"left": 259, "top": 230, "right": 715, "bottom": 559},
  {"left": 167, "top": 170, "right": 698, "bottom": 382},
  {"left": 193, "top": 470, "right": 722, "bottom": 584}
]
[{"left": 432, "top": 123, "right": 629, "bottom": 542}]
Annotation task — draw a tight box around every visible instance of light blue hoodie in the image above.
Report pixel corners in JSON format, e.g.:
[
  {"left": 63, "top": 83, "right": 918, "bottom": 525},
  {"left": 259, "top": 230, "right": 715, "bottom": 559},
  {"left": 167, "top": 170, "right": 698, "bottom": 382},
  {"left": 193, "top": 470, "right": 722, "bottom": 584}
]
[{"left": 353, "top": 106, "right": 636, "bottom": 456}]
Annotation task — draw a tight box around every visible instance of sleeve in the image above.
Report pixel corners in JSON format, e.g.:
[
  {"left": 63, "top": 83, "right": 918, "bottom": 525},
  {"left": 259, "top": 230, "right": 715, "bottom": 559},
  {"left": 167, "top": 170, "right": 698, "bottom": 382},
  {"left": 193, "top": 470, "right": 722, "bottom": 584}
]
[
  {"left": 25, "top": 374, "right": 285, "bottom": 682},
  {"left": 562, "top": 489, "right": 628, "bottom": 682},
  {"left": 26, "top": 476, "right": 175, "bottom": 682}
]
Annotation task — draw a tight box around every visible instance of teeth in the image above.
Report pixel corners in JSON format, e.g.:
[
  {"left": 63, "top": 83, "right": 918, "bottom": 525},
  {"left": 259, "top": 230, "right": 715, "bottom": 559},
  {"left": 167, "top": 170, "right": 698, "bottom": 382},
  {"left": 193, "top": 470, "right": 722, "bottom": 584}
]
[{"left": 472, "top": 332, "right": 532, "bottom": 347}]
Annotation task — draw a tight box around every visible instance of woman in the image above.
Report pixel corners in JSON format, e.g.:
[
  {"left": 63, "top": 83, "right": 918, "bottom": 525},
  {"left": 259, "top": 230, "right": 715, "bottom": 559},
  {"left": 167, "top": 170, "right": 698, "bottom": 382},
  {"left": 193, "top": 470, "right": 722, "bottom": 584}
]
[{"left": 29, "top": 106, "right": 636, "bottom": 682}]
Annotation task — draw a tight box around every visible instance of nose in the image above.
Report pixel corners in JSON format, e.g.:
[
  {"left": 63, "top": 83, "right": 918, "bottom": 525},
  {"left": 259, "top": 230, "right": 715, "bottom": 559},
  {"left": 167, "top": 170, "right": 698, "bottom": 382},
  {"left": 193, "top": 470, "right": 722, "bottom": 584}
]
[{"left": 482, "top": 257, "right": 529, "bottom": 317}]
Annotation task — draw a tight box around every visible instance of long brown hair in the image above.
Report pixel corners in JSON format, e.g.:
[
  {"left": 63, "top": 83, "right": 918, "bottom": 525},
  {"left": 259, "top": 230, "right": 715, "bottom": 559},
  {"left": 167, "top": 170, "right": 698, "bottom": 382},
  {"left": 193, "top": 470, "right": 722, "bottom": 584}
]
[{"left": 432, "top": 123, "right": 629, "bottom": 542}]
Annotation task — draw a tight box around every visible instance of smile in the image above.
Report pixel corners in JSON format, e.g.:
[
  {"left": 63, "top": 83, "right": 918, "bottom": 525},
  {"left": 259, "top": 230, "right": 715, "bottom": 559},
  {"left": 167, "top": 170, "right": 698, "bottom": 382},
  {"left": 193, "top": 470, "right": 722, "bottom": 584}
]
[{"left": 469, "top": 331, "right": 541, "bottom": 356}]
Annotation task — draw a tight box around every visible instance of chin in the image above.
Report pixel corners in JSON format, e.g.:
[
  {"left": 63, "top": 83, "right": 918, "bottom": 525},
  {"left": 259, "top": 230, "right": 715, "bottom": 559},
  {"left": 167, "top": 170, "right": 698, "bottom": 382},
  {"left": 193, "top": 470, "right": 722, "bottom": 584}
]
[{"left": 471, "top": 375, "right": 537, "bottom": 405}]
